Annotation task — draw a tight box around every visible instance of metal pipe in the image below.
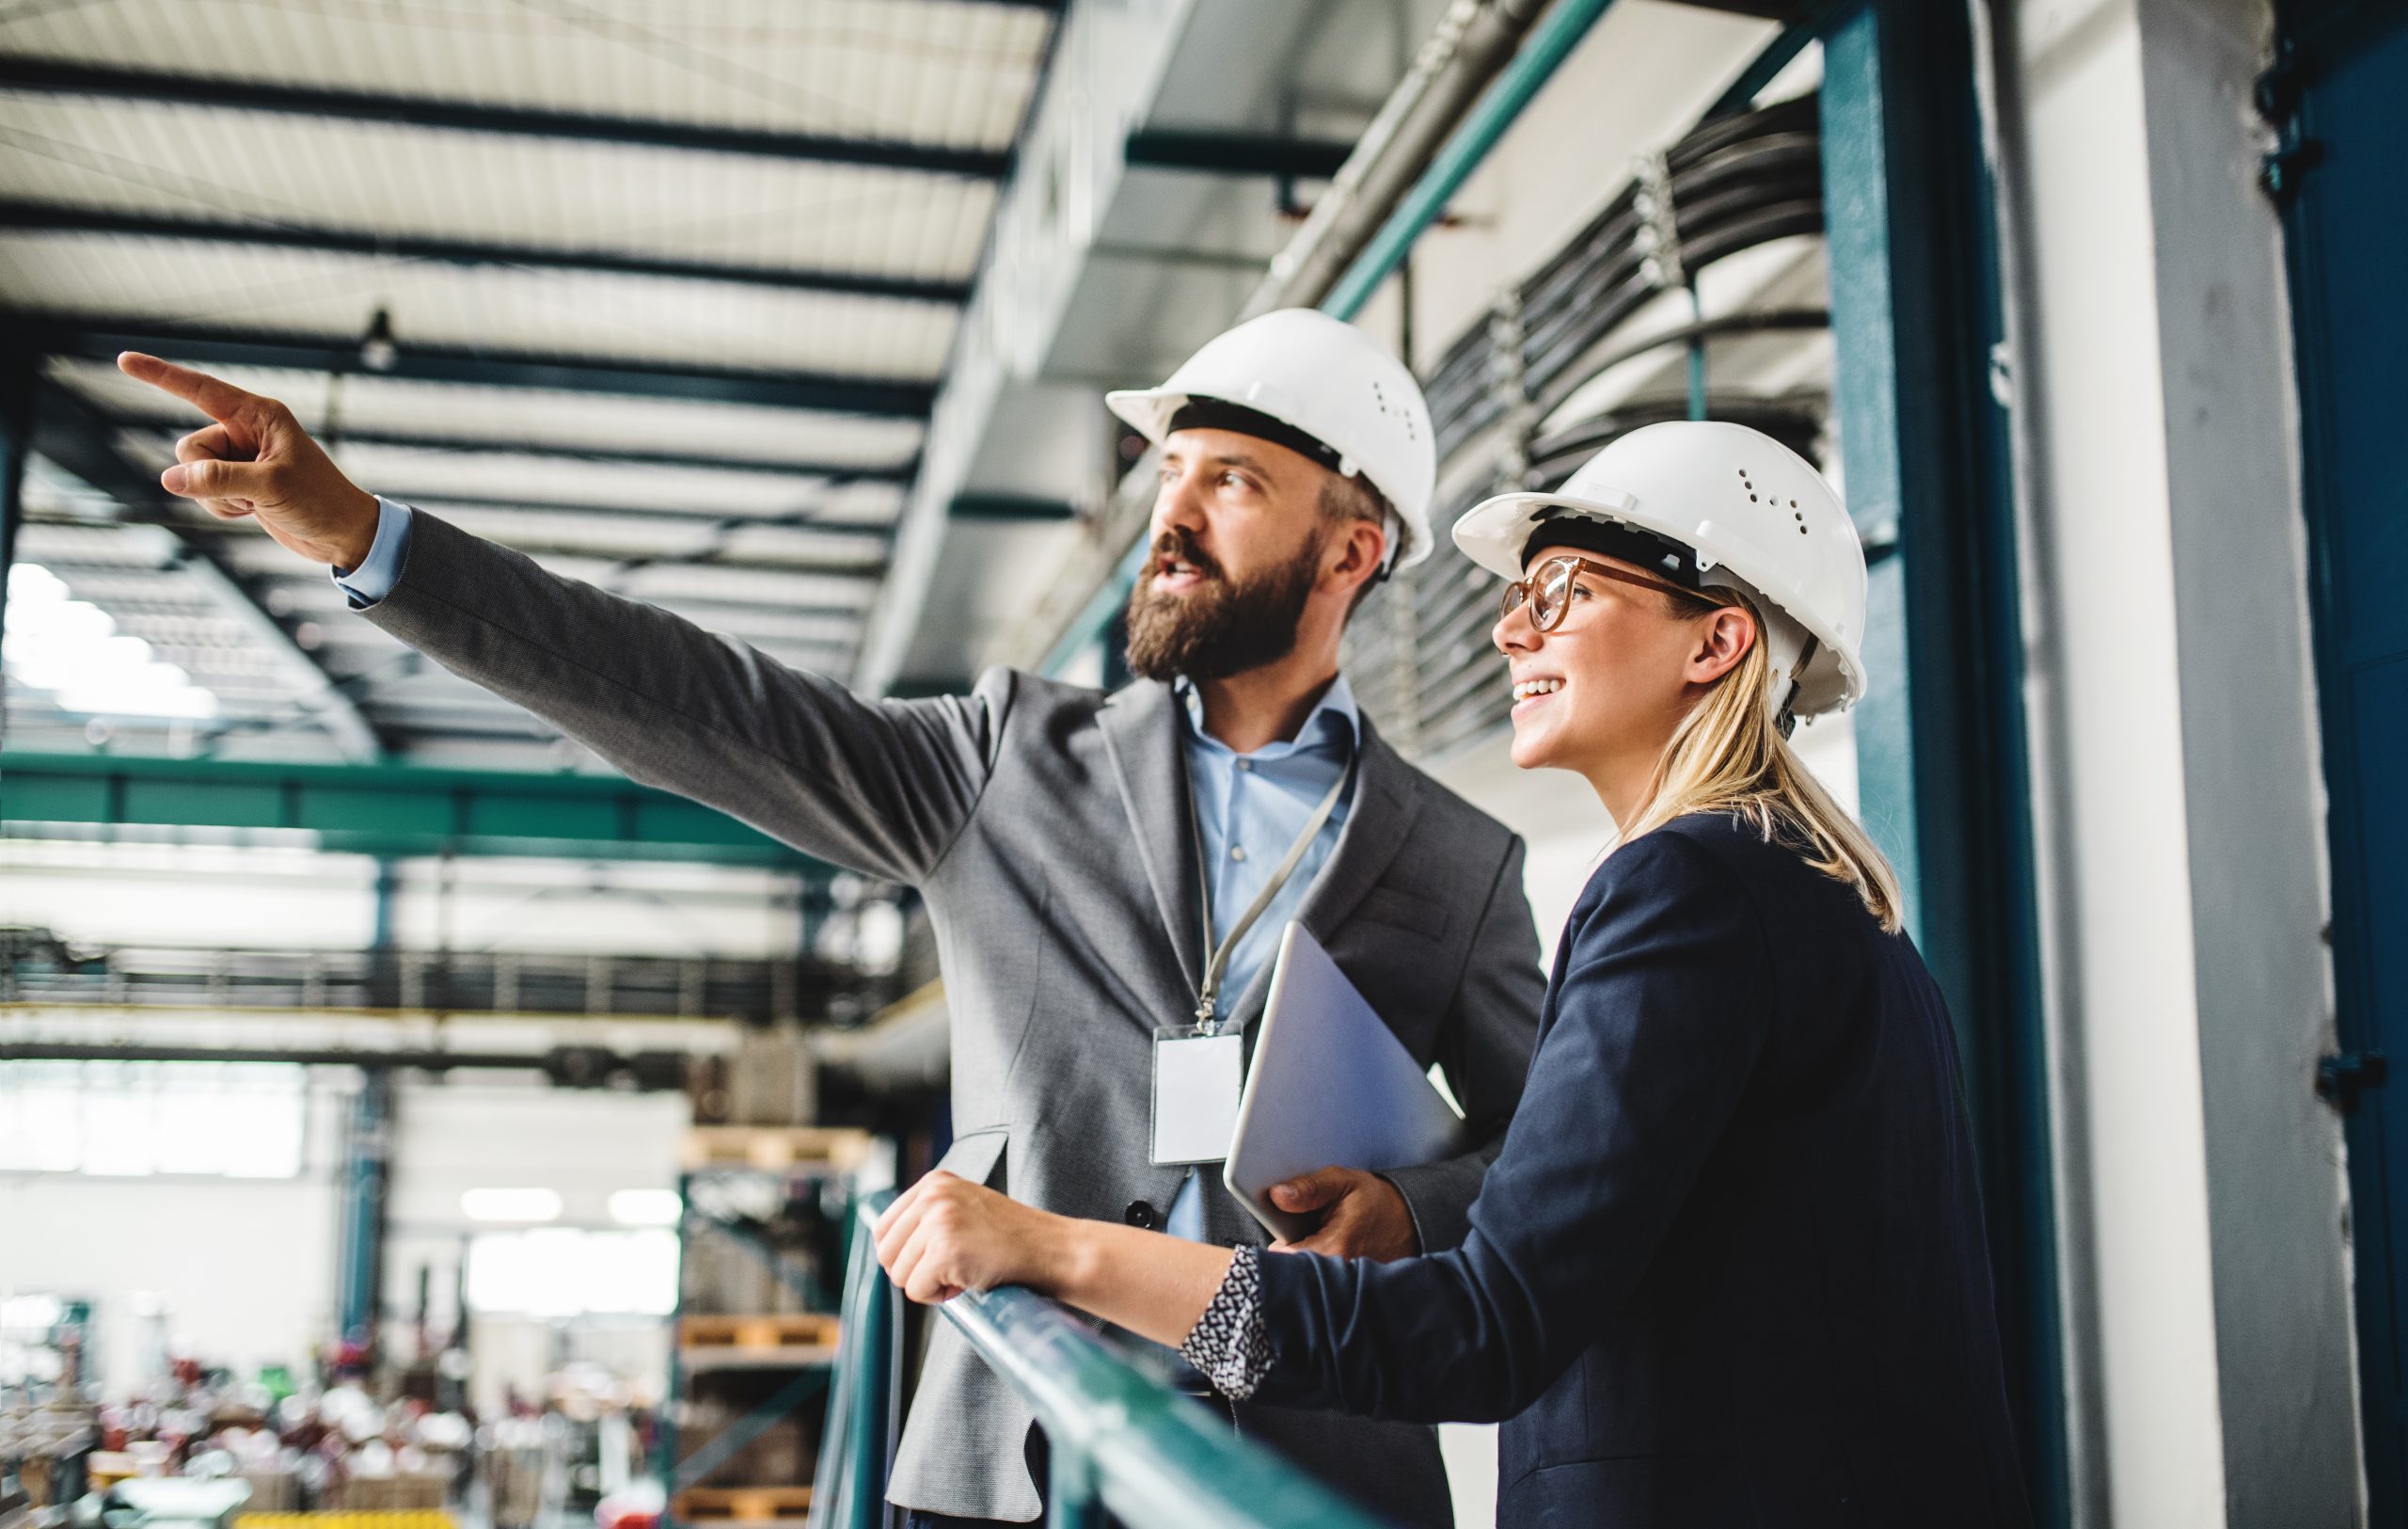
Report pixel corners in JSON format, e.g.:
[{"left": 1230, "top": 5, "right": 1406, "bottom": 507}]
[
  {"left": 1322, "top": 0, "right": 1624, "bottom": 319},
  {"left": 1241, "top": 0, "right": 1553, "bottom": 319}
]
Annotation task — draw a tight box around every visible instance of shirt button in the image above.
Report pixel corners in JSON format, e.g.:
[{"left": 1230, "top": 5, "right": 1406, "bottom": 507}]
[
  {"left": 1230, "top": 845, "right": 1247, "bottom": 862},
  {"left": 1124, "top": 1201, "right": 1159, "bottom": 1229},
  {"left": 1235, "top": 759, "right": 1253, "bottom": 772}
]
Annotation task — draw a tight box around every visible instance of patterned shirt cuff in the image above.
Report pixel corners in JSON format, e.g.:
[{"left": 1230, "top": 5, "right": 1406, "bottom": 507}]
[{"left": 1178, "top": 1245, "right": 1272, "bottom": 1400}]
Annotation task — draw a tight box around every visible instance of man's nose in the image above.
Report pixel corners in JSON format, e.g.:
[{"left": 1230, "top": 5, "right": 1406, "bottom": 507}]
[{"left": 1152, "top": 462, "right": 1211, "bottom": 534}]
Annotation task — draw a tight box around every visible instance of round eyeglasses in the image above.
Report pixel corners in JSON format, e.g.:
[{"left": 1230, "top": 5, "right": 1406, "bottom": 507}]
[{"left": 1497, "top": 554, "right": 1722, "bottom": 632}]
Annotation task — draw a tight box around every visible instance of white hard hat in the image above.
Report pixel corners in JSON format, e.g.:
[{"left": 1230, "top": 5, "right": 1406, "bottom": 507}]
[
  {"left": 1452, "top": 421, "right": 1868, "bottom": 716},
  {"left": 1107, "top": 309, "right": 1437, "bottom": 571}
]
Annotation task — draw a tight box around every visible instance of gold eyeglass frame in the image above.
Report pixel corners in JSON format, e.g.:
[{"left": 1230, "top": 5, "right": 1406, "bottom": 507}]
[{"left": 1498, "top": 553, "right": 1725, "bottom": 632}]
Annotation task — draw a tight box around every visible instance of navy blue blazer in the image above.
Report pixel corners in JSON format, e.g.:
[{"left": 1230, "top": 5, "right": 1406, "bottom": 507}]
[{"left": 1250, "top": 812, "right": 2030, "bottom": 1526}]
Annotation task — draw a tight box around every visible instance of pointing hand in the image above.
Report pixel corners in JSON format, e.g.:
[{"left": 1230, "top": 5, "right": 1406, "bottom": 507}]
[{"left": 116, "top": 351, "right": 382, "bottom": 569}]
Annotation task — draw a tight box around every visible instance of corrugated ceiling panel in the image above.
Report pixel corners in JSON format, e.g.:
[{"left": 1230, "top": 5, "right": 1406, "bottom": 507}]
[
  {"left": 0, "top": 234, "right": 959, "bottom": 377},
  {"left": 49, "top": 358, "right": 927, "bottom": 467},
  {"left": 0, "top": 96, "right": 998, "bottom": 279},
  {"left": 307, "top": 445, "right": 907, "bottom": 524},
  {"left": 0, "top": 0, "right": 1049, "bottom": 147}
]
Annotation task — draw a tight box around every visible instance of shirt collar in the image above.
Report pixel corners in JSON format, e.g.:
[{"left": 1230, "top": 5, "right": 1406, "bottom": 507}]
[{"left": 1175, "top": 673, "right": 1360, "bottom": 757}]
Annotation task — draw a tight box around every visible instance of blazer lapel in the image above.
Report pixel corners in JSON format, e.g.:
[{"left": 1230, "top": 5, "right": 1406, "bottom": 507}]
[{"left": 1096, "top": 679, "right": 1207, "bottom": 1002}]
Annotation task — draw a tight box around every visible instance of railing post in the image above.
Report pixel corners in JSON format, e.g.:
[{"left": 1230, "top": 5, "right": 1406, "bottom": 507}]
[{"left": 1044, "top": 1444, "right": 1101, "bottom": 1529}]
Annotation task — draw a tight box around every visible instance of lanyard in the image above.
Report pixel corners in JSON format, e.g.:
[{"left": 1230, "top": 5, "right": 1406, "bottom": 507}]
[{"left": 1184, "top": 757, "right": 1354, "bottom": 1034}]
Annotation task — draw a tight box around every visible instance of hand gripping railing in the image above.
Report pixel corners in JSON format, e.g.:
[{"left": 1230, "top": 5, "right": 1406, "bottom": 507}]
[{"left": 809, "top": 1191, "right": 1392, "bottom": 1529}]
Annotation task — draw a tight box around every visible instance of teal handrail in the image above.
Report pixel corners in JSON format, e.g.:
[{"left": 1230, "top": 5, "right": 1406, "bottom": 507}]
[
  {"left": 809, "top": 1192, "right": 1390, "bottom": 1529},
  {"left": 808, "top": 1189, "right": 904, "bottom": 1529}
]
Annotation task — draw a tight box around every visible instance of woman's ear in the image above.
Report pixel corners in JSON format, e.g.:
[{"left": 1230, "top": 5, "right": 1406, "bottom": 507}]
[{"left": 1687, "top": 604, "right": 1756, "bottom": 686}]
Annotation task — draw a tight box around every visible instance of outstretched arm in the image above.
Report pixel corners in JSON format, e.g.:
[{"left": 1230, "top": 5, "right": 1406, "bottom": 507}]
[{"left": 117, "top": 352, "right": 1003, "bottom": 884}]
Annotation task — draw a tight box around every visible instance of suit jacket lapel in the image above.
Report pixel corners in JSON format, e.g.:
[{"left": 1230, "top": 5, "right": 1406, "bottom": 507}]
[{"left": 1096, "top": 679, "right": 1207, "bottom": 1003}]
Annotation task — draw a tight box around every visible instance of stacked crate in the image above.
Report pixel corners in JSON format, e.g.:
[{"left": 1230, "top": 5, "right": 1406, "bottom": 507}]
[{"left": 663, "top": 1032, "right": 870, "bottom": 1529}]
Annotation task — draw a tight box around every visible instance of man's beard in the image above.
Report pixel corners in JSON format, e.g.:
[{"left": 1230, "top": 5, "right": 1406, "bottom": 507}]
[{"left": 1123, "top": 525, "right": 1322, "bottom": 682}]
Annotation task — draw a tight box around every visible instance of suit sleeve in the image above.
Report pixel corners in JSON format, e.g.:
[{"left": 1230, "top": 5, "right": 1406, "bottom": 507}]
[
  {"left": 358, "top": 510, "right": 1004, "bottom": 884},
  {"left": 1250, "top": 829, "right": 1771, "bottom": 1422},
  {"left": 1378, "top": 833, "right": 1545, "bottom": 1252}
]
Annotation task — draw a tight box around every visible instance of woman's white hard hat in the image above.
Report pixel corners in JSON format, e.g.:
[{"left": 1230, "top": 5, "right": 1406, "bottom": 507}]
[
  {"left": 1452, "top": 420, "right": 1869, "bottom": 716},
  {"left": 1106, "top": 309, "right": 1438, "bottom": 571}
]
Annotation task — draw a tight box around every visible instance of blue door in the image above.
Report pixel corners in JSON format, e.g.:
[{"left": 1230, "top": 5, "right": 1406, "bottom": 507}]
[{"left": 2273, "top": 0, "right": 2408, "bottom": 1512}]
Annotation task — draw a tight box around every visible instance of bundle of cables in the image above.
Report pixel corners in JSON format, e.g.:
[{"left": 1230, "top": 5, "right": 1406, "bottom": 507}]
[{"left": 1343, "top": 94, "right": 1831, "bottom": 763}]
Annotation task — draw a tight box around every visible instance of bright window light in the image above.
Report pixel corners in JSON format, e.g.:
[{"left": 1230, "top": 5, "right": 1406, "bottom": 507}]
[
  {"left": 0, "top": 1061, "right": 305, "bottom": 1177},
  {"left": 608, "top": 1188, "right": 683, "bottom": 1227},
  {"left": 4, "top": 562, "right": 219, "bottom": 719},
  {"left": 461, "top": 1187, "right": 565, "bottom": 1223},
  {"left": 465, "top": 1229, "right": 678, "bottom": 1317}
]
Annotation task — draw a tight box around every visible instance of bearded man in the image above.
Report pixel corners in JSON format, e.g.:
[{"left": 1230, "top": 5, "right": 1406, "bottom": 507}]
[{"left": 117, "top": 310, "right": 1544, "bottom": 1529}]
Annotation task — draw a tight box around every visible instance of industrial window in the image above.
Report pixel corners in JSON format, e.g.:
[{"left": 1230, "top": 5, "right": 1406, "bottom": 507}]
[
  {"left": 0, "top": 1061, "right": 308, "bottom": 1178},
  {"left": 464, "top": 1228, "right": 680, "bottom": 1318}
]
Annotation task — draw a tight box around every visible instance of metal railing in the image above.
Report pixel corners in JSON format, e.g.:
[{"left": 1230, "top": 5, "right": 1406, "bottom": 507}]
[
  {"left": 809, "top": 1193, "right": 1389, "bottom": 1529},
  {"left": 0, "top": 931, "right": 893, "bottom": 1024}
]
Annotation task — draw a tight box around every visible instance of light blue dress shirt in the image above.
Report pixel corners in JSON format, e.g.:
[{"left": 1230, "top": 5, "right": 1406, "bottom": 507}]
[
  {"left": 332, "top": 496, "right": 416, "bottom": 606},
  {"left": 333, "top": 494, "right": 1357, "bottom": 1239},
  {"left": 1164, "top": 674, "right": 1359, "bottom": 1239}
]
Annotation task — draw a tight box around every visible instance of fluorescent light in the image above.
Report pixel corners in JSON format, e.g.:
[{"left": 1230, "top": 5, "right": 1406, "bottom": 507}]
[
  {"left": 4, "top": 564, "right": 219, "bottom": 720},
  {"left": 460, "top": 1187, "right": 564, "bottom": 1223},
  {"left": 607, "top": 1188, "right": 683, "bottom": 1227}
]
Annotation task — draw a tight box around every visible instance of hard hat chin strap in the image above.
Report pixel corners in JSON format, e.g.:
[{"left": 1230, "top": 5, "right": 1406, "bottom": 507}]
[{"left": 1773, "top": 634, "right": 1818, "bottom": 741}]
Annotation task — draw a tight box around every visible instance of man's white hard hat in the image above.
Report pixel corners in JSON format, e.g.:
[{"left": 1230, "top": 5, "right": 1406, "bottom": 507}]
[
  {"left": 1107, "top": 309, "right": 1438, "bottom": 572},
  {"left": 1452, "top": 420, "right": 1869, "bottom": 717}
]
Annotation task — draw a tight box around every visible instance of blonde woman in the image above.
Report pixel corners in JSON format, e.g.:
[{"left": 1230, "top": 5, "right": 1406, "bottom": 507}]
[{"left": 875, "top": 422, "right": 2030, "bottom": 1528}]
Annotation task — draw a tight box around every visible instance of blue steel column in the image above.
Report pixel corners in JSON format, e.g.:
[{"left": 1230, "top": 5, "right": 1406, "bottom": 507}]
[
  {"left": 337, "top": 1067, "right": 395, "bottom": 1354},
  {"left": 1819, "top": 2, "right": 2063, "bottom": 1521}
]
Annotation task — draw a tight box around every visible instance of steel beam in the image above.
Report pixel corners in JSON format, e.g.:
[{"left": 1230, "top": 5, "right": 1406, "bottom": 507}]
[
  {"left": 1121, "top": 130, "right": 1357, "bottom": 180},
  {"left": 0, "top": 57, "right": 1009, "bottom": 177},
  {"left": 946, "top": 492, "right": 1078, "bottom": 521},
  {"left": 1819, "top": 2, "right": 2060, "bottom": 1519},
  {"left": 0, "top": 749, "right": 825, "bottom": 867},
  {"left": 30, "top": 381, "right": 387, "bottom": 760},
  {"left": 0, "top": 199, "right": 971, "bottom": 304},
  {"left": 40, "top": 318, "right": 937, "bottom": 416},
  {"left": 103, "top": 411, "right": 920, "bottom": 483}
]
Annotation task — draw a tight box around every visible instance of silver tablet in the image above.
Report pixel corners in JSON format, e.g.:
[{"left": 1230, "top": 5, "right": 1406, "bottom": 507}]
[{"left": 1225, "top": 921, "right": 1465, "bottom": 1242}]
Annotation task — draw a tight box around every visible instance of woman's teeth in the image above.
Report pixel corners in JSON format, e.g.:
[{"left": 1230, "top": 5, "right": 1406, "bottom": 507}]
[{"left": 1512, "top": 678, "right": 1564, "bottom": 701}]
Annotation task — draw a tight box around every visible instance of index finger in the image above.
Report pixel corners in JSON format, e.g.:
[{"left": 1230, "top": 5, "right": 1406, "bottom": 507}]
[{"left": 118, "top": 351, "right": 262, "bottom": 424}]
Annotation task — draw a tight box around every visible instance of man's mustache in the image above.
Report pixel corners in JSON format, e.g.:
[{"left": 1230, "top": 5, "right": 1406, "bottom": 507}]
[{"left": 1145, "top": 529, "right": 1224, "bottom": 583}]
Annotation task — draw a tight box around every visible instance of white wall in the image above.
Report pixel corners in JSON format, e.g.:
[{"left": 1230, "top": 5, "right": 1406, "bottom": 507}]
[
  {"left": 0, "top": 1086, "right": 346, "bottom": 1397},
  {"left": 1992, "top": 0, "right": 2357, "bottom": 1520}
]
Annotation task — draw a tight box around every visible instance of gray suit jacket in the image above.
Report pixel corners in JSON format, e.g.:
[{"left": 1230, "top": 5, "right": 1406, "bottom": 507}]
[{"left": 361, "top": 513, "right": 1545, "bottom": 1524}]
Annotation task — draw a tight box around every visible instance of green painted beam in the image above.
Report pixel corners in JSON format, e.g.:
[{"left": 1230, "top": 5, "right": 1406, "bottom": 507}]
[{"left": 0, "top": 751, "right": 824, "bottom": 868}]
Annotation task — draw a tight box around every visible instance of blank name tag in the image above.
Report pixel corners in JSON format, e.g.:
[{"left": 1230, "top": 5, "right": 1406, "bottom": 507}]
[{"left": 1151, "top": 1027, "right": 1244, "bottom": 1167}]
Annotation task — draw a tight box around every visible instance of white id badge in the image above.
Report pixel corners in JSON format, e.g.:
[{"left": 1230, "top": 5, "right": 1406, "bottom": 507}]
[{"left": 1150, "top": 1025, "right": 1245, "bottom": 1167}]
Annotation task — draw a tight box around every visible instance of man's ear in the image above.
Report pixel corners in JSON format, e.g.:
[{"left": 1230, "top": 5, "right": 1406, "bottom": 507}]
[
  {"left": 1688, "top": 604, "right": 1757, "bottom": 685},
  {"left": 1323, "top": 518, "right": 1387, "bottom": 597}
]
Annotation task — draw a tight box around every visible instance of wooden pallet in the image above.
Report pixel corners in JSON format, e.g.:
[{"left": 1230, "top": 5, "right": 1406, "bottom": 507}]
[
  {"left": 678, "top": 1314, "right": 840, "bottom": 1350},
  {"left": 681, "top": 1125, "right": 875, "bottom": 1173},
  {"left": 672, "top": 1487, "right": 814, "bottom": 1526}
]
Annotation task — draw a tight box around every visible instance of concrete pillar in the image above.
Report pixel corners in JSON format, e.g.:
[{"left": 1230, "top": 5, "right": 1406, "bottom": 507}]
[{"left": 1989, "top": 0, "right": 2359, "bottom": 1520}]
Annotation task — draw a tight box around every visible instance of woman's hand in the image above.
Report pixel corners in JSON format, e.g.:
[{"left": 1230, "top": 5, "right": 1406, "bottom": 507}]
[{"left": 872, "top": 1171, "right": 1069, "bottom": 1305}]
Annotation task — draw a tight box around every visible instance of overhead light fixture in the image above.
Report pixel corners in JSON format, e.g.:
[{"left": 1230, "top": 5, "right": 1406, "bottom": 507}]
[
  {"left": 360, "top": 305, "right": 398, "bottom": 373},
  {"left": 460, "top": 1187, "right": 564, "bottom": 1223},
  {"left": 4, "top": 563, "right": 219, "bottom": 720},
  {"left": 607, "top": 1189, "right": 683, "bottom": 1227}
]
